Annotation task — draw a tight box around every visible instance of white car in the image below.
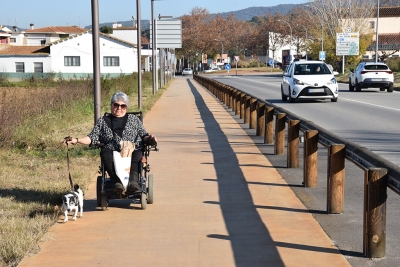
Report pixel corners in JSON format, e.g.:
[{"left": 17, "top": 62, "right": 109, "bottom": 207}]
[
  {"left": 204, "top": 67, "right": 221, "bottom": 73},
  {"left": 281, "top": 61, "right": 339, "bottom": 103},
  {"left": 182, "top": 68, "right": 193, "bottom": 76},
  {"left": 349, "top": 62, "right": 394, "bottom": 92}
]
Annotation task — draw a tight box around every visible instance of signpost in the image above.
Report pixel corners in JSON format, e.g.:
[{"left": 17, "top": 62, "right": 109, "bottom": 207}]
[
  {"left": 234, "top": 56, "right": 239, "bottom": 75},
  {"left": 225, "top": 63, "right": 231, "bottom": 74},
  {"left": 336, "top": 32, "right": 359, "bottom": 56},
  {"left": 319, "top": 51, "right": 326, "bottom": 61},
  {"left": 269, "top": 59, "right": 274, "bottom": 72},
  {"left": 336, "top": 32, "right": 359, "bottom": 74}
]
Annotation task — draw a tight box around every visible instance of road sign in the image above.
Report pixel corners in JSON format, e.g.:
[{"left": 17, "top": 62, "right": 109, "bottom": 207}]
[
  {"left": 234, "top": 56, "right": 239, "bottom": 61},
  {"left": 269, "top": 60, "right": 274, "bottom": 66},
  {"left": 336, "top": 32, "right": 359, "bottom": 56},
  {"left": 319, "top": 51, "right": 326, "bottom": 60},
  {"left": 225, "top": 64, "right": 231, "bottom": 70}
]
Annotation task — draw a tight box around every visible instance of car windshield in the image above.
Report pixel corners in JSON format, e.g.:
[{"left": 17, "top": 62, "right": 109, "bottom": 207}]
[
  {"left": 294, "top": 63, "right": 331, "bottom": 75},
  {"left": 364, "top": 64, "right": 388, "bottom": 70}
]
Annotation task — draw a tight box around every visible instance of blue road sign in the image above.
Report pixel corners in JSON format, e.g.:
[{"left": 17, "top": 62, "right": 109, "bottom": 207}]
[
  {"left": 319, "top": 51, "right": 326, "bottom": 60},
  {"left": 225, "top": 64, "right": 231, "bottom": 70},
  {"left": 269, "top": 60, "right": 274, "bottom": 66}
]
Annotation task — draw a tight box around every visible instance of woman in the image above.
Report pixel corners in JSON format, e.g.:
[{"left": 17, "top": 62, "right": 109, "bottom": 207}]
[{"left": 64, "top": 92, "right": 157, "bottom": 193}]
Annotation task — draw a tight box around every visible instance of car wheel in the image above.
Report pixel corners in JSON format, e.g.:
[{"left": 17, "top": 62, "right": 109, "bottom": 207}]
[
  {"left": 331, "top": 97, "right": 338, "bottom": 102},
  {"left": 387, "top": 83, "right": 394, "bottom": 93},
  {"left": 281, "top": 86, "right": 288, "bottom": 101},
  {"left": 349, "top": 78, "right": 354, "bottom": 91},
  {"left": 355, "top": 80, "right": 361, "bottom": 92}
]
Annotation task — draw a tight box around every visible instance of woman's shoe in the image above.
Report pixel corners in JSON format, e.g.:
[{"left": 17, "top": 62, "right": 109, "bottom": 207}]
[{"left": 113, "top": 182, "right": 124, "bottom": 193}]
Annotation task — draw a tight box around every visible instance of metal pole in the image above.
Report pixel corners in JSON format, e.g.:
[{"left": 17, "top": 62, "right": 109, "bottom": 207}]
[
  {"left": 91, "top": 0, "right": 101, "bottom": 123},
  {"left": 151, "top": 0, "right": 156, "bottom": 94},
  {"left": 375, "top": 0, "right": 380, "bottom": 62},
  {"left": 278, "top": 20, "right": 292, "bottom": 63},
  {"left": 136, "top": 0, "right": 142, "bottom": 109},
  {"left": 297, "top": 24, "right": 308, "bottom": 60}
]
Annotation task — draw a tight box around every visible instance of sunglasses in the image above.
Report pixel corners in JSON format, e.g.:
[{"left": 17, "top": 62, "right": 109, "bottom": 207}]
[{"left": 113, "top": 103, "right": 127, "bottom": 109}]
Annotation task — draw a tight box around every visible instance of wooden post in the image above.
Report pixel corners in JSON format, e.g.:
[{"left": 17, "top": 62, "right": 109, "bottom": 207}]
[
  {"left": 303, "top": 130, "right": 318, "bottom": 187},
  {"left": 274, "top": 113, "right": 286, "bottom": 155},
  {"left": 327, "top": 144, "right": 345, "bottom": 214},
  {"left": 232, "top": 90, "right": 237, "bottom": 113},
  {"left": 235, "top": 93, "right": 241, "bottom": 116},
  {"left": 256, "top": 102, "right": 265, "bottom": 136},
  {"left": 363, "top": 168, "right": 388, "bottom": 258},
  {"left": 244, "top": 96, "right": 251, "bottom": 125},
  {"left": 287, "top": 119, "right": 300, "bottom": 168},
  {"left": 264, "top": 107, "right": 274, "bottom": 144},
  {"left": 240, "top": 94, "right": 245, "bottom": 120},
  {"left": 249, "top": 99, "right": 257, "bottom": 129}
]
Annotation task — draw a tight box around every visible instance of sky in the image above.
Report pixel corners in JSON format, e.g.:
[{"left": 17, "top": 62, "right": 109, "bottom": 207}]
[{"left": 4, "top": 0, "right": 307, "bottom": 29}]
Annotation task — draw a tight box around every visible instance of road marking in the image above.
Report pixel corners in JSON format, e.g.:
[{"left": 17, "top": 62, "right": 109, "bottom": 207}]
[{"left": 340, "top": 97, "right": 400, "bottom": 112}]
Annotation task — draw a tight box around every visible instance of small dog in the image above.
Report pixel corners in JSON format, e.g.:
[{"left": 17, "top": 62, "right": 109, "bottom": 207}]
[{"left": 62, "top": 184, "right": 84, "bottom": 223}]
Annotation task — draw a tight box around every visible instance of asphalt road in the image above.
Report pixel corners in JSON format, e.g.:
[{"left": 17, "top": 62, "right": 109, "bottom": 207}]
[{"left": 207, "top": 73, "right": 400, "bottom": 267}]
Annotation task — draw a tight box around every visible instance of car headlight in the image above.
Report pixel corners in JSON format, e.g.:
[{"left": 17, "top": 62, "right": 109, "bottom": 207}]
[
  {"left": 293, "top": 78, "right": 304, "bottom": 85},
  {"left": 327, "top": 77, "right": 337, "bottom": 84}
]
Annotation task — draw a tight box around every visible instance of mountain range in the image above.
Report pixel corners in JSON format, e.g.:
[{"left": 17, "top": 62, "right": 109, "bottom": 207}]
[{"left": 2, "top": 4, "right": 299, "bottom": 32}]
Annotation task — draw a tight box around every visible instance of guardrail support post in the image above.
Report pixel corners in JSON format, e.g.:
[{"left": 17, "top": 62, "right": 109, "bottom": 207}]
[
  {"left": 287, "top": 119, "right": 300, "bottom": 168},
  {"left": 274, "top": 113, "right": 286, "bottom": 155},
  {"left": 327, "top": 144, "right": 345, "bottom": 214},
  {"left": 244, "top": 96, "right": 251, "bottom": 125},
  {"left": 250, "top": 99, "right": 257, "bottom": 129},
  {"left": 232, "top": 90, "right": 237, "bottom": 113},
  {"left": 235, "top": 93, "right": 241, "bottom": 116},
  {"left": 240, "top": 94, "right": 245, "bottom": 120},
  {"left": 303, "top": 130, "right": 318, "bottom": 187},
  {"left": 256, "top": 102, "right": 265, "bottom": 136},
  {"left": 264, "top": 107, "right": 274, "bottom": 144},
  {"left": 363, "top": 168, "right": 388, "bottom": 258}
]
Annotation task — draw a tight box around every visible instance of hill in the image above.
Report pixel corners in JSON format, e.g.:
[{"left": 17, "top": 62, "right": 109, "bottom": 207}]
[{"left": 88, "top": 4, "right": 300, "bottom": 30}]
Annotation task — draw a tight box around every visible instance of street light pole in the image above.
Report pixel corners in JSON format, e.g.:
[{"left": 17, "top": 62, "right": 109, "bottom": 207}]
[
  {"left": 375, "top": 0, "right": 380, "bottom": 63},
  {"left": 277, "top": 20, "right": 292, "bottom": 63},
  {"left": 297, "top": 24, "right": 308, "bottom": 60},
  {"left": 213, "top": 39, "right": 223, "bottom": 67}
]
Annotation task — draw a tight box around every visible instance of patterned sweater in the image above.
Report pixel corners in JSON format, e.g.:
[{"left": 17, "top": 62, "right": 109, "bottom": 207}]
[{"left": 88, "top": 114, "right": 148, "bottom": 151}]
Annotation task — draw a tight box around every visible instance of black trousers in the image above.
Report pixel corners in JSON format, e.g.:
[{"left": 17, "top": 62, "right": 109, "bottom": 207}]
[{"left": 100, "top": 148, "right": 142, "bottom": 183}]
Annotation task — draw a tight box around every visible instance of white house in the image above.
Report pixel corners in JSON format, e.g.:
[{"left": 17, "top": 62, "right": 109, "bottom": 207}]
[{"left": 0, "top": 31, "right": 138, "bottom": 80}]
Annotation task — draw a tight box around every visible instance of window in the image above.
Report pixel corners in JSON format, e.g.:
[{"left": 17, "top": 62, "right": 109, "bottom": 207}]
[
  {"left": 369, "top": 21, "right": 375, "bottom": 29},
  {"left": 64, "top": 56, "right": 80, "bottom": 66},
  {"left": 15, "top": 62, "right": 25, "bottom": 73},
  {"left": 103, "top": 56, "right": 120, "bottom": 66},
  {"left": 10, "top": 38, "right": 16, "bottom": 43},
  {"left": 34, "top": 62, "right": 43, "bottom": 73}
]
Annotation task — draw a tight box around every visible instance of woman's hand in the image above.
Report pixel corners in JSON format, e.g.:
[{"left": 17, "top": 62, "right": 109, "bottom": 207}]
[
  {"left": 63, "top": 136, "right": 79, "bottom": 145},
  {"left": 144, "top": 135, "right": 157, "bottom": 146}
]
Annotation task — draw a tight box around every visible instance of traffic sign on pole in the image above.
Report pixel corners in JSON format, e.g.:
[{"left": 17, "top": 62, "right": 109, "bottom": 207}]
[
  {"left": 336, "top": 32, "right": 359, "bottom": 56},
  {"left": 319, "top": 51, "right": 326, "bottom": 60}
]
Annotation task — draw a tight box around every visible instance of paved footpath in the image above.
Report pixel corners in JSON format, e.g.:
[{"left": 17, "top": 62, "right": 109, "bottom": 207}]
[{"left": 18, "top": 77, "right": 350, "bottom": 267}]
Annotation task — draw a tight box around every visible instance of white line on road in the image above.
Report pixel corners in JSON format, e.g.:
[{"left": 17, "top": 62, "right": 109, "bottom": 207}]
[{"left": 339, "top": 97, "right": 400, "bottom": 112}]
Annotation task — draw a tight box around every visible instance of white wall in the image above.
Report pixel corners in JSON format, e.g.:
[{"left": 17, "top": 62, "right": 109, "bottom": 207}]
[
  {"left": 49, "top": 32, "right": 137, "bottom": 74},
  {"left": 0, "top": 55, "right": 51, "bottom": 72},
  {"left": 111, "top": 29, "right": 138, "bottom": 44}
]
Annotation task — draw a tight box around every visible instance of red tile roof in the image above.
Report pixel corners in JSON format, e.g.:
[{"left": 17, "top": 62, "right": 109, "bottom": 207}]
[
  {"left": 0, "top": 45, "right": 50, "bottom": 55},
  {"left": 378, "top": 6, "right": 400, "bottom": 17},
  {"left": 24, "top": 26, "right": 87, "bottom": 34}
]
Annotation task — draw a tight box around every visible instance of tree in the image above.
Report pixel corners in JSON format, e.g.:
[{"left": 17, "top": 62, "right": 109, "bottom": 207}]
[
  {"left": 100, "top": 26, "right": 113, "bottom": 34},
  {"left": 305, "top": 0, "right": 375, "bottom": 65}
]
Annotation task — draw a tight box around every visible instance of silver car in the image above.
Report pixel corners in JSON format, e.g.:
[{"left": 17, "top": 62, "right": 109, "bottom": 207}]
[
  {"left": 182, "top": 68, "right": 193, "bottom": 76},
  {"left": 281, "top": 61, "right": 339, "bottom": 103}
]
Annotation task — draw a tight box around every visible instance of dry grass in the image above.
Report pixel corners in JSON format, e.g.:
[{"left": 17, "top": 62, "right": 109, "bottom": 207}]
[{"left": 0, "top": 73, "right": 168, "bottom": 267}]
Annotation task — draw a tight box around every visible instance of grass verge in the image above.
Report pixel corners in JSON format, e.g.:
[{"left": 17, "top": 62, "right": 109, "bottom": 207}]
[{"left": 0, "top": 73, "right": 168, "bottom": 267}]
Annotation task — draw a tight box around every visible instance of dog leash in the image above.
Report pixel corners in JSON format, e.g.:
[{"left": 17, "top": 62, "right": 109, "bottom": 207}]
[{"left": 64, "top": 136, "right": 75, "bottom": 191}]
